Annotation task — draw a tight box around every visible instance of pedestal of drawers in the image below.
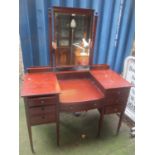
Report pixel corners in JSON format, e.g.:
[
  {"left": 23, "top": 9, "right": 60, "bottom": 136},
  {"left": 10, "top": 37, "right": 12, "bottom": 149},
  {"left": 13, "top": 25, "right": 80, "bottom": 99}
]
[
  {"left": 24, "top": 95, "right": 59, "bottom": 152},
  {"left": 98, "top": 87, "right": 131, "bottom": 136}
]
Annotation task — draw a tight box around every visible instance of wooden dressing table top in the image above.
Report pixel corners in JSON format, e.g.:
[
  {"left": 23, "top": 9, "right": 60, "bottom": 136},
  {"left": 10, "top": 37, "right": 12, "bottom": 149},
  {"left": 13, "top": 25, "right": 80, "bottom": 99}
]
[
  {"left": 21, "top": 72, "right": 61, "bottom": 97},
  {"left": 59, "top": 78, "right": 104, "bottom": 104},
  {"left": 21, "top": 69, "right": 132, "bottom": 98},
  {"left": 90, "top": 69, "right": 132, "bottom": 89}
]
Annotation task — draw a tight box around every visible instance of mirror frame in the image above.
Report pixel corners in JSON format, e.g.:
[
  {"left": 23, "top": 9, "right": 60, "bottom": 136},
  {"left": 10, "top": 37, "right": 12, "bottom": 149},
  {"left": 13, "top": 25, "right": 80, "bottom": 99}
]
[{"left": 48, "top": 6, "right": 98, "bottom": 68}]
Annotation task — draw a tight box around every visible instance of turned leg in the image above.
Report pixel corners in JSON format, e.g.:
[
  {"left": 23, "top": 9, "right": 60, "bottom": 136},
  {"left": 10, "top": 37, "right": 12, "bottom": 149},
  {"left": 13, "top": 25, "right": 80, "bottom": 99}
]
[
  {"left": 97, "top": 108, "right": 104, "bottom": 137},
  {"left": 116, "top": 111, "right": 124, "bottom": 135}
]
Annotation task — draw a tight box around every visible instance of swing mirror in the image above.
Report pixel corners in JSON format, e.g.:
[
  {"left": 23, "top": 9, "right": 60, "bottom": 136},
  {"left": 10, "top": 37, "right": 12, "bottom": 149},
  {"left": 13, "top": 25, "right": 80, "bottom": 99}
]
[{"left": 49, "top": 7, "right": 97, "bottom": 67}]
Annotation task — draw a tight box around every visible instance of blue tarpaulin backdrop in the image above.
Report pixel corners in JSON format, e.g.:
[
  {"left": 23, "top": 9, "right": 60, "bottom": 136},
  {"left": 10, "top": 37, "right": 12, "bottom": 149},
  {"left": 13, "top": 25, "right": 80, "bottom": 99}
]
[{"left": 19, "top": 0, "right": 135, "bottom": 73}]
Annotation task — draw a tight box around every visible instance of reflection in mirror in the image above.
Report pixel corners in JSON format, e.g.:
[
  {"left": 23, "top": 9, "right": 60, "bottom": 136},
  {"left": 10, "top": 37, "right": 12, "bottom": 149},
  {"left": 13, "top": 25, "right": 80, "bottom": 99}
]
[{"left": 54, "top": 12, "right": 93, "bottom": 66}]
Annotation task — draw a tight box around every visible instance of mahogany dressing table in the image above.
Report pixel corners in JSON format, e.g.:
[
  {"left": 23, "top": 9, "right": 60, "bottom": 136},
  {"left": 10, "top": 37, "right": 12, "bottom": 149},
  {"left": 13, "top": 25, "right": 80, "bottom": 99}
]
[
  {"left": 21, "top": 65, "right": 132, "bottom": 152},
  {"left": 21, "top": 7, "right": 132, "bottom": 153}
]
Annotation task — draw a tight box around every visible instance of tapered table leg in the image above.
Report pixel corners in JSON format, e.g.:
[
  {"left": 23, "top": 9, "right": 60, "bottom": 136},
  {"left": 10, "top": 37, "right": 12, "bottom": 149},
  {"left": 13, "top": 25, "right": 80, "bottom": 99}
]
[
  {"left": 56, "top": 103, "right": 60, "bottom": 146},
  {"left": 116, "top": 112, "right": 124, "bottom": 135},
  {"left": 24, "top": 99, "right": 35, "bottom": 153},
  {"left": 27, "top": 125, "right": 35, "bottom": 153},
  {"left": 56, "top": 120, "right": 60, "bottom": 146},
  {"left": 97, "top": 108, "right": 104, "bottom": 137}
]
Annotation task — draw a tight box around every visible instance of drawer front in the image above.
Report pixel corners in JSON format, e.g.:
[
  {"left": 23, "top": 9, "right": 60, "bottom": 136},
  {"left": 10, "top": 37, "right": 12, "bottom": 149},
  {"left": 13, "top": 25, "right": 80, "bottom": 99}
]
[
  {"left": 61, "top": 100, "right": 104, "bottom": 112},
  {"left": 30, "top": 114, "right": 56, "bottom": 125},
  {"left": 104, "top": 104, "right": 124, "bottom": 114},
  {"left": 106, "top": 97, "right": 125, "bottom": 105},
  {"left": 28, "top": 96, "right": 57, "bottom": 107},
  {"left": 29, "top": 105, "right": 56, "bottom": 116},
  {"left": 106, "top": 88, "right": 130, "bottom": 105}
]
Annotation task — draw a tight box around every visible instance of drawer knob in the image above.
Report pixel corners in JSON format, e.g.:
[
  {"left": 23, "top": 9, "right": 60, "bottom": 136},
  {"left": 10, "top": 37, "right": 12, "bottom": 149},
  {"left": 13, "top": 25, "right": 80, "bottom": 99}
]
[
  {"left": 114, "top": 108, "right": 118, "bottom": 112},
  {"left": 41, "top": 107, "right": 45, "bottom": 110},
  {"left": 94, "top": 103, "right": 97, "bottom": 106},
  {"left": 41, "top": 100, "right": 45, "bottom": 103},
  {"left": 42, "top": 116, "right": 45, "bottom": 119}
]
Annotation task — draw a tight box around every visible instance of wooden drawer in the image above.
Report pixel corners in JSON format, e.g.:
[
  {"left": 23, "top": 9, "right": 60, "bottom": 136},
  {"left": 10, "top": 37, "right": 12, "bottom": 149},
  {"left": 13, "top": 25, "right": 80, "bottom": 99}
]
[
  {"left": 28, "top": 96, "right": 57, "bottom": 107},
  {"left": 106, "top": 88, "right": 130, "bottom": 105},
  {"left": 61, "top": 100, "right": 104, "bottom": 112},
  {"left": 30, "top": 113, "right": 56, "bottom": 125},
  {"left": 104, "top": 104, "right": 124, "bottom": 114},
  {"left": 29, "top": 105, "right": 56, "bottom": 116},
  {"left": 106, "top": 97, "right": 125, "bottom": 105}
]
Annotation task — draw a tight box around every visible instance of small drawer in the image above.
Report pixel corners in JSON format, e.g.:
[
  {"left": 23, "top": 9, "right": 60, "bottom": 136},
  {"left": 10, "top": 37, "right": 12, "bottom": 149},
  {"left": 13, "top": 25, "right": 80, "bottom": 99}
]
[
  {"left": 28, "top": 96, "right": 57, "bottom": 107},
  {"left": 72, "top": 102, "right": 102, "bottom": 110},
  {"left": 29, "top": 105, "right": 56, "bottom": 116},
  {"left": 106, "top": 88, "right": 130, "bottom": 105},
  {"left": 104, "top": 104, "right": 124, "bottom": 114},
  {"left": 106, "top": 97, "right": 125, "bottom": 105},
  {"left": 106, "top": 88, "right": 129, "bottom": 96},
  {"left": 89, "top": 101, "right": 103, "bottom": 109},
  {"left": 61, "top": 100, "right": 104, "bottom": 112},
  {"left": 30, "top": 114, "right": 56, "bottom": 125}
]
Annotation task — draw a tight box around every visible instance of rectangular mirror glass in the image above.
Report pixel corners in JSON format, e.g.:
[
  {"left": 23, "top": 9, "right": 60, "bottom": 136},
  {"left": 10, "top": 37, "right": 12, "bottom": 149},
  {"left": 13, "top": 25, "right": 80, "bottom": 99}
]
[{"left": 51, "top": 7, "right": 95, "bottom": 67}]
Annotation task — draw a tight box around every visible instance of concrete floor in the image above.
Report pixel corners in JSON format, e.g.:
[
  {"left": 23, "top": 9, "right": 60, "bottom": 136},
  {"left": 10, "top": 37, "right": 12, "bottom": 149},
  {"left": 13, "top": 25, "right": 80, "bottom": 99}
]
[{"left": 19, "top": 97, "right": 135, "bottom": 155}]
